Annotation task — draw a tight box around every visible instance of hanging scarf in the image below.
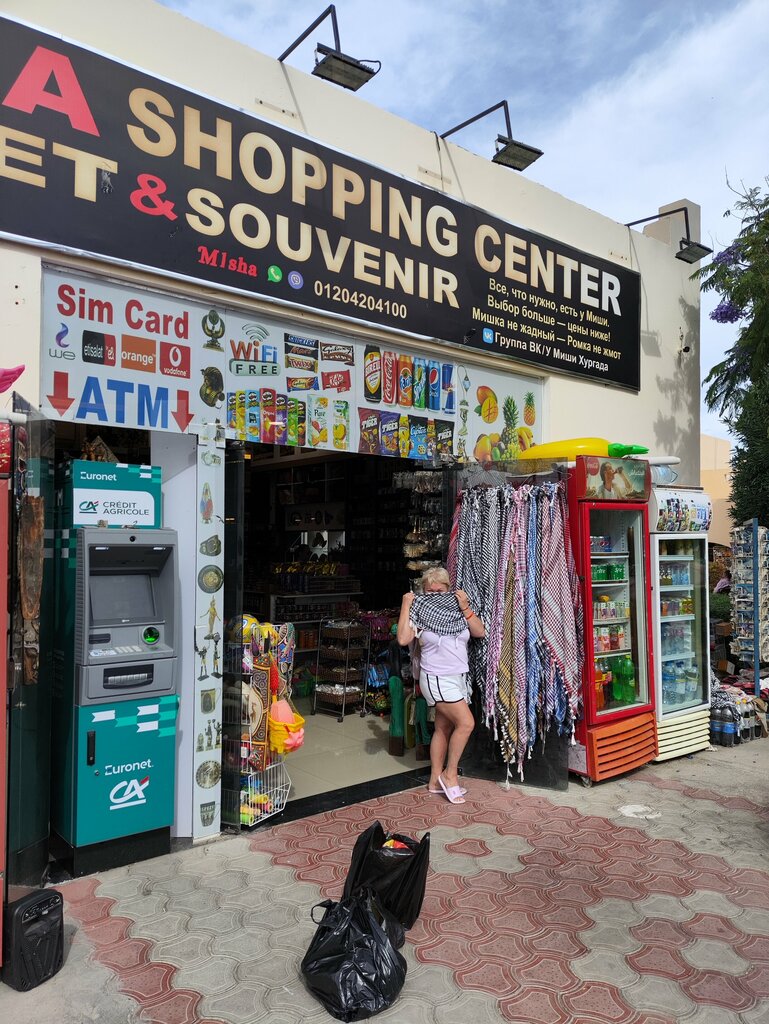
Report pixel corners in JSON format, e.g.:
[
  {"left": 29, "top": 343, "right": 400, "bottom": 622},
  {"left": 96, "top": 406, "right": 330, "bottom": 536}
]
[{"left": 409, "top": 592, "right": 467, "bottom": 636}]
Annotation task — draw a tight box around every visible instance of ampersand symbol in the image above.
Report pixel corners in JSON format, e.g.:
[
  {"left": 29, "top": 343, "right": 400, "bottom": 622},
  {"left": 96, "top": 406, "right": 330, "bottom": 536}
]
[{"left": 130, "top": 174, "right": 178, "bottom": 220}]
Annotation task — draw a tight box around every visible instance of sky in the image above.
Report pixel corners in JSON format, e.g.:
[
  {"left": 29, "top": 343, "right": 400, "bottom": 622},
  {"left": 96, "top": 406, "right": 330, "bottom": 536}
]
[{"left": 158, "top": 0, "right": 769, "bottom": 442}]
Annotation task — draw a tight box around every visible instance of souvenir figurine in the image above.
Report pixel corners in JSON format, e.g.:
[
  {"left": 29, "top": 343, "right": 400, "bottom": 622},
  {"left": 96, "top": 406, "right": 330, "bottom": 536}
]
[
  {"left": 202, "top": 309, "right": 225, "bottom": 351},
  {"left": 200, "top": 482, "right": 214, "bottom": 523},
  {"left": 201, "top": 597, "right": 221, "bottom": 639},
  {"left": 211, "top": 632, "right": 222, "bottom": 678}
]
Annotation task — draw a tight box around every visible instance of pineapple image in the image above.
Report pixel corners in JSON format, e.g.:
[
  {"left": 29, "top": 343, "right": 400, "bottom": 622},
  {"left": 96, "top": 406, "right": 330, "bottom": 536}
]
[
  {"left": 524, "top": 391, "right": 536, "bottom": 426},
  {"left": 500, "top": 396, "right": 521, "bottom": 459}
]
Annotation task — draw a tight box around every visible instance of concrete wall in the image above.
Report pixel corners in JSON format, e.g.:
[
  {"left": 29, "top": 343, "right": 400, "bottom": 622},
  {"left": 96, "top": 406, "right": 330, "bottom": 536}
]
[
  {"left": 700, "top": 433, "right": 733, "bottom": 547},
  {"left": 0, "top": 0, "right": 703, "bottom": 480}
]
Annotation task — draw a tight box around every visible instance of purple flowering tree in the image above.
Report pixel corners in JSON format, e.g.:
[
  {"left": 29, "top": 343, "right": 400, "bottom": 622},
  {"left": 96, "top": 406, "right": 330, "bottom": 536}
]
[{"left": 700, "top": 179, "right": 769, "bottom": 419}]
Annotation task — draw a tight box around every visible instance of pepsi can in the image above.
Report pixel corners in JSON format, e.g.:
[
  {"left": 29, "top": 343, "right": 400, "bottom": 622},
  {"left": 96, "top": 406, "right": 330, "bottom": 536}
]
[
  {"left": 427, "top": 360, "right": 441, "bottom": 411},
  {"left": 413, "top": 358, "right": 427, "bottom": 409},
  {"left": 441, "top": 362, "right": 455, "bottom": 413}
]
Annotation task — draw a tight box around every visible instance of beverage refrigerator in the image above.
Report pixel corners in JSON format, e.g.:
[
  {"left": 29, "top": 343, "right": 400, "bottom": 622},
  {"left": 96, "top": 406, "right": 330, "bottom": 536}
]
[
  {"left": 649, "top": 487, "right": 712, "bottom": 760},
  {"left": 567, "top": 456, "right": 658, "bottom": 784}
]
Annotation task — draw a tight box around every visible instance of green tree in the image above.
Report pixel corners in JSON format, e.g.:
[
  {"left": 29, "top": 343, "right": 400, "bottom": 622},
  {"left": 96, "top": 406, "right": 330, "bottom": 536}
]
[
  {"left": 700, "top": 179, "right": 769, "bottom": 419},
  {"left": 729, "top": 368, "right": 769, "bottom": 525}
]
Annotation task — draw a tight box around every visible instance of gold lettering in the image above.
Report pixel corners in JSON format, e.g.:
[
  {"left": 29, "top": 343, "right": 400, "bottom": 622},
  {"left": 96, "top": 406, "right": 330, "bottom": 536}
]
[
  {"left": 185, "top": 188, "right": 225, "bottom": 235},
  {"left": 230, "top": 203, "right": 271, "bottom": 248},
  {"left": 0, "top": 126, "right": 45, "bottom": 187},
  {"left": 353, "top": 242, "right": 381, "bottom": 284},
  {"left": 475, "top": 224, "right": 501, "bottom": 273},
  {"left": 127, "top": 89, "right": 176, "bottom": 156},
  {"left": 51, "top": 144, "right": 117, "bottom": 202},
  {"left": 332, "top": 165, "right": 365, "bottom": 220},
  {"left": 183, "top": 106, "right": 232, "bottom": 179},
  {"left": 239, "top": 132, "right": 286, "bottom": 194},
  {"left": 292, "top": 149, "right": 327, "bottom": 205},
  {"left": 276, "top": 215, "right": 312, "bottom": 261}
]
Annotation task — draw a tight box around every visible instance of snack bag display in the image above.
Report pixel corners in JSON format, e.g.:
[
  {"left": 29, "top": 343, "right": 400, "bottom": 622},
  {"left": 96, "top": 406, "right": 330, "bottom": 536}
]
[
  {"left": 379, "top": 411, "right": 399, "bottom": 456},
  {"left": 435, "top": 419, "right": 454, "bottom": 456},
  {"left": 310, "top": 396, "right": 328, "bottom": 447},
  {"left": 358, "top": 408, "right": 380, "bottom": 454},
  {"left": 408, "top": 416, "right": 428, "bottom": 459}
]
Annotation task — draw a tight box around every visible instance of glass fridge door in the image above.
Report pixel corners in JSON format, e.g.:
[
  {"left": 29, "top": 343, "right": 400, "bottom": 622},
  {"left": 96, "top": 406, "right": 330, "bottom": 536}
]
[
  {"left": 589, "top": 506, "right": 649, "bottom": 716},
  {"left": 658, "top": 535, "right": 709, "bottom": 712}
]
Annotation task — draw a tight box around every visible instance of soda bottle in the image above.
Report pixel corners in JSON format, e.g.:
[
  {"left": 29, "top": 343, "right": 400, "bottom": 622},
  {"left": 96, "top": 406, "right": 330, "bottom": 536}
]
[
  {"left": 709, "top": 707, "right": 724, "bottom": 746},
  {"left": 722, "top": 708, "right": 736, "bottom": 747},
  {"left": 364, "top": 345, "right": 382, "bottom": 403},
  {"left": 595, "top": 671, "right": 605, "bottom": 711},
  {"left": 623, "top": 657, "right": 636, "bottom": 703},
  {"left": 612, "top": 657, "right": 624, "bottom": 702}
]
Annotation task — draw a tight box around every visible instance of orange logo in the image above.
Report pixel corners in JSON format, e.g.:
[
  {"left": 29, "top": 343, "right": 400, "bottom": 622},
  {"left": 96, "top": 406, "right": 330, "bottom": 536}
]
[{"left": 121, "top": 335, "right": 156, "bottom": 373}]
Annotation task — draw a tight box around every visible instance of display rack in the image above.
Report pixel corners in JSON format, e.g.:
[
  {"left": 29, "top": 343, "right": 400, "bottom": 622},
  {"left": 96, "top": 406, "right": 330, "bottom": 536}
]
[
  {"left": 730, "top": 519, "right": 767, "bottom": 696},
  {"left": 221, "top": 637, "right": 291, "bottom": 827},
  {"left": 590, "top": 536, "right": 637, "bottom": 711},
  {"left": 313, "top": 619, "right": 371, "bottom": 721}
]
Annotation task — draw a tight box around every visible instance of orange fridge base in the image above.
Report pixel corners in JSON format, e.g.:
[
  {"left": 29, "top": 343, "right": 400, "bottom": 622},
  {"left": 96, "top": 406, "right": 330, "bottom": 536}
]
[{"left": 583, "top": 711, "right": 658, "bottom": 782}]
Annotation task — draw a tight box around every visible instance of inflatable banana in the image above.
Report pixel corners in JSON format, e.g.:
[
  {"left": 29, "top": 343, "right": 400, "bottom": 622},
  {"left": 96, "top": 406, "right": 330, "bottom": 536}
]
[{"left": 517, "top": 437, "right": 648, "bottom": 461}]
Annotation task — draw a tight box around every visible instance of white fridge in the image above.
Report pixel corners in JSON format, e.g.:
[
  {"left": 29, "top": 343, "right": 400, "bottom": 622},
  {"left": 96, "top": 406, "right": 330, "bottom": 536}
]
[{"left": 649, "top": 486, "right": 712, "bottom": 760}]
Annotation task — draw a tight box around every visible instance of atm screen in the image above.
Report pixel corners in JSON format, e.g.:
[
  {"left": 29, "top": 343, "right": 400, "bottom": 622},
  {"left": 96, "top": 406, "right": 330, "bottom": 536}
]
[{"left": 90, "top": 573, "right": 157, "bottom": 625}]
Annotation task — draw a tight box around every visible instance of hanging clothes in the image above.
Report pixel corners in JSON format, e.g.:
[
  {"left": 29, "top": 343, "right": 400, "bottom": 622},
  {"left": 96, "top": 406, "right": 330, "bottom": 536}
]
[{"left": 451, "top": 477, "right": 584, "bottom": 777}]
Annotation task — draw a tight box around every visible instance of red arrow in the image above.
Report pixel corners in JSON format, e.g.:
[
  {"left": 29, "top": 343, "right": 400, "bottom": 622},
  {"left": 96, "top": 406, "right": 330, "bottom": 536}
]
[
  {"left": 172, "top": 390, "right": 194, "bottom": 432},
  {"left": 47, "top": 371, "right": 75, "bottom": 416}
]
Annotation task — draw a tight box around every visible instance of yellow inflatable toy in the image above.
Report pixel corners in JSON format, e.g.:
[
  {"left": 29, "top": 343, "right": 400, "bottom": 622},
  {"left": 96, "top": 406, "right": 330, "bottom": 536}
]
[{"left": 517, "top": 437, "right": 648, "bottom": 461}]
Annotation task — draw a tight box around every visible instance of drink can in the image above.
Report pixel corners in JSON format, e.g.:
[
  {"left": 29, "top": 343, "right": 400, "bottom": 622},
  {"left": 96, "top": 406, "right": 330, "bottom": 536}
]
[
  {"left": 413, "top": 357, "right": 427, "bottom": 409},
  {"left": 246, "top": 390, "right": 260, "bottom": 442},
  {"left": 333, "top": 400, "right": 350, "bottom": 451},
  {"left": 259, "top": 388, "right": 276, "bottom": 443},
  {"left": 397, "top": 353, "right": 413, "bottom": 407},
  {"left": 427, "top": 360, "right": 441, "bottom": 410},
  {"left": 364, "top": 345, "right": 382, "bottom": 403},
  {"left": 273, "top": 393, "right": 288, "bottom": 445},
  {"left": 382, "top": 351, "right": 397, "bottom": 404},
  {"left": 287, "top": 398, "right": 299, "bottom": 446},
  {"left": 441, "top": 362, "right": 455, "bottom": 413}
]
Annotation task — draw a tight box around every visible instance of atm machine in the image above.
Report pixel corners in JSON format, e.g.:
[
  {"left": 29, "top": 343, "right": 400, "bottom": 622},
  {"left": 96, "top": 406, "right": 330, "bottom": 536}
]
[{"left": 52, "top": 463, "right": 181, "bottom": 875}]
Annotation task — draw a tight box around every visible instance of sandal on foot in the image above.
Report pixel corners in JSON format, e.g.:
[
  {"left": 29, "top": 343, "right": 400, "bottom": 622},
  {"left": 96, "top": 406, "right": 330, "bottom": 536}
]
[
  {"left": 438, "top": 775, "right": 466, "bottom": 804},
  {"left": 428, "top": 785, "right": 466, "bottom": 796}
]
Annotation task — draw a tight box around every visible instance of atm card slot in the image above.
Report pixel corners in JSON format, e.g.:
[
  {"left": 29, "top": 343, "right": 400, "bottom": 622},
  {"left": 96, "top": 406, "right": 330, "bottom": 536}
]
[{"left": 103, "top": 664, "right": 155, "bottom": 689}]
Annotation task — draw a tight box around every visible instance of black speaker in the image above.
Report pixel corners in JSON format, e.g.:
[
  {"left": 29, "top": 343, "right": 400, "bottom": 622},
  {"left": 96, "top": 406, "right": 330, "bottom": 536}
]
[{"left": 2, "top": 889, "right": 64, "bottom": 992}]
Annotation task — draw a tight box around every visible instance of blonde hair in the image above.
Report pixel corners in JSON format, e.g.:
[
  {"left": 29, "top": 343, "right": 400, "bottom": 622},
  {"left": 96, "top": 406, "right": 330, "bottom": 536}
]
[{"left": 421, "top": 566, "right": 451, "bottom": 591}]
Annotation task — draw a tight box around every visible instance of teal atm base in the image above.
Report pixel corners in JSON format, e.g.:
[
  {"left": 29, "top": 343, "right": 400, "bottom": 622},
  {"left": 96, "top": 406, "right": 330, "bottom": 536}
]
[{"left": 53, "top": 694, "right": 179, "bottom": 875}]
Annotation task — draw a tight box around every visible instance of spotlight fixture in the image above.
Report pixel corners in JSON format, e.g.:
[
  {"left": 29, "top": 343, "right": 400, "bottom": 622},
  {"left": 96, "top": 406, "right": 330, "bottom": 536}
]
[
  {"left": 277, "top": 4, "right": 380, "bottom": 92},
  {"left": 625, "top": 206, "right": 713, "bottom": 264},
  {"left": 440, "top": 100, "right": 542, "bottom": 171}
]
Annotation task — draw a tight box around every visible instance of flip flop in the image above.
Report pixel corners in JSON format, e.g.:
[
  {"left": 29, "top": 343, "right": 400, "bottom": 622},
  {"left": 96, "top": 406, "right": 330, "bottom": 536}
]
[
  {"left": 427, "top": 785, "right": 466, "bottom": 796},
  {"left": 438, "top": 775, "right": 466, "bottom": 804}
]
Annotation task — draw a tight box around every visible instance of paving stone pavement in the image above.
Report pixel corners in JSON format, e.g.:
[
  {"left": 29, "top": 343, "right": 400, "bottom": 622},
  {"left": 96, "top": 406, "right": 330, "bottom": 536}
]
[{"left": 1, "top": 737, "right": 768, "bottom": 1023}]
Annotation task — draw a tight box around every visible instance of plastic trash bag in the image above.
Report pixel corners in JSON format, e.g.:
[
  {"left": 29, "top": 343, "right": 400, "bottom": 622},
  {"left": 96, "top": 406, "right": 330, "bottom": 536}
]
[
  {"left": 342, "top": 821, "right": 430, "bottom": 929},
  {"left": 300, "top": 889, "right": 407, "bottom": 1022}
]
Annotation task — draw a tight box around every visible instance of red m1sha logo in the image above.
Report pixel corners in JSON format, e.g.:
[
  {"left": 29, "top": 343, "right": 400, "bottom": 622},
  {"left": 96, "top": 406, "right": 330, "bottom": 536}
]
[{"left": 159, "top": 342, "right": 190, "bottom": 379}]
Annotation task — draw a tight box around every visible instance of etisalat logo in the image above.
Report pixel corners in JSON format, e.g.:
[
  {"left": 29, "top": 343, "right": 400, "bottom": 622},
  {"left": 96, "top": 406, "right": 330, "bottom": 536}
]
[{"left": 109, "top": 775, "right": 150, "bottom": 811}]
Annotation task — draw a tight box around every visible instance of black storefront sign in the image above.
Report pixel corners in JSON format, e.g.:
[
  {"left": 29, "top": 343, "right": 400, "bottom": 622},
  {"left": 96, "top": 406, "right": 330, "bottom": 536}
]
[{"left": 0, "top": 17, "right": 641, "bottom": 390}]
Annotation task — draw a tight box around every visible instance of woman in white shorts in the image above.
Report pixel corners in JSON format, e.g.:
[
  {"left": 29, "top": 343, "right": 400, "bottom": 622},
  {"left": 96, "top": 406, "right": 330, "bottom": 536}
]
[{"left": 397, "top": 567, "right": 485, "bottom": 804}]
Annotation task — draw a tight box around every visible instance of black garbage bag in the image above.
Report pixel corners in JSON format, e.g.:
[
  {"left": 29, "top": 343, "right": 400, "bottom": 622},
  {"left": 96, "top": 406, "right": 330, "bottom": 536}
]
[
  {"left": 300, "top": 889, "right": 407, "bottom": 1022},
  {"left": 342, "top": 821, "right": 430, "bottom": 929}
]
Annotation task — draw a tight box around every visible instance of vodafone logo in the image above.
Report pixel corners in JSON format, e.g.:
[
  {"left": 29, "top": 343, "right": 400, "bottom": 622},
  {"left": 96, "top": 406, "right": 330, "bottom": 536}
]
[
  {"left": 109, "top": 775, "right": 150, "bottom": 810},
  {"left": 160, "top": 342, "right": 191, "bottom": 378}
]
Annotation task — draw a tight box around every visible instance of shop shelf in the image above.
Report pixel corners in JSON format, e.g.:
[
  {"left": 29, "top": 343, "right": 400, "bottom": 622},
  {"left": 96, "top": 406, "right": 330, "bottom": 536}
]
[
  {"left": 659, "top": 554, "right": 694, "bottom": 561},
  {"left": 594, "top": 648, "right": 633, "bottom": 658},
  {"left": 660, "top": 650, "right": 696, "bottom": 662},
  {"left": 591, "top": 552, "right": 629, "bottom": 558},
  {"left": 659, "top": 585, "right": 693, "bottom": 592},
  {"left": 660, "top": 614, "right": 695, "bottom": 622}
]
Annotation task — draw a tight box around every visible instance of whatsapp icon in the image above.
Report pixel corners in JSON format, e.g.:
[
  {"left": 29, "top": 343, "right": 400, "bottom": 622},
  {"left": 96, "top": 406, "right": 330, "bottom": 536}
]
[{"left": 267, "top": 265, "right": 283, "bottom": 283}]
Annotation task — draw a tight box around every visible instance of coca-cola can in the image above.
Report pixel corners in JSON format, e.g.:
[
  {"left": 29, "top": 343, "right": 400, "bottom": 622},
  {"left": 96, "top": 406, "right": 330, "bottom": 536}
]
[{"left": 382, "top": 351, "right": 397, "bottom": 404}]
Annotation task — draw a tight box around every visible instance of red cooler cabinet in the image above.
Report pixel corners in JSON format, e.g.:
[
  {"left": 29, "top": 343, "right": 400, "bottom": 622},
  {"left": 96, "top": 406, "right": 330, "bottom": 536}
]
[{"left": 567, "top": 457, "right": 658, "bottom": 783}]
